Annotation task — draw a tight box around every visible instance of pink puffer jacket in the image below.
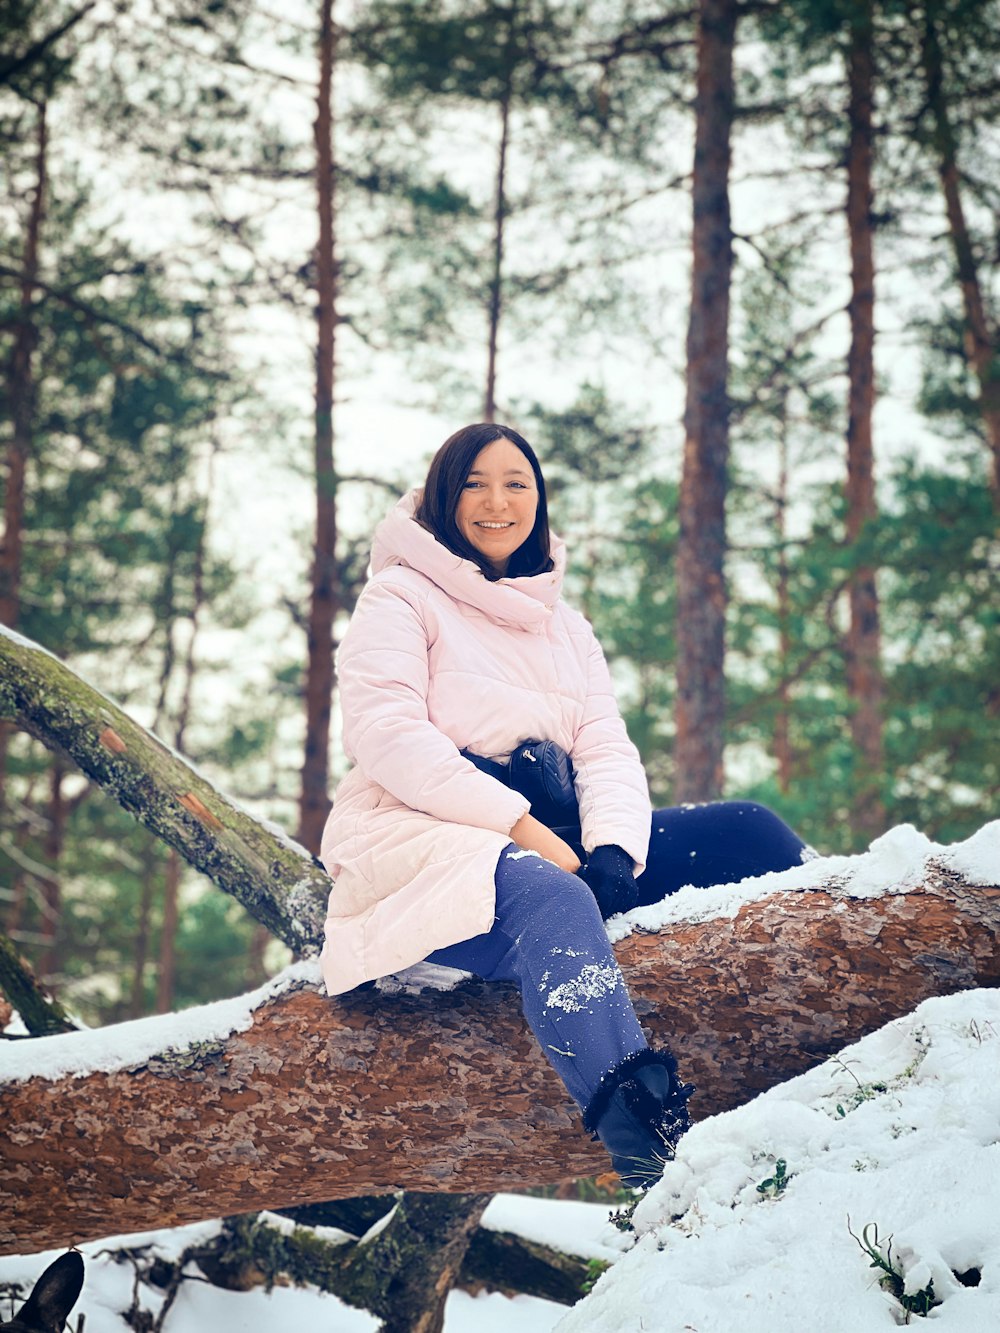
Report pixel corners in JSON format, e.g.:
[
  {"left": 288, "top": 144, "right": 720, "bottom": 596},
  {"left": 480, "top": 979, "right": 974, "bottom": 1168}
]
[{"left": 319, "top": 491, "right": 651, "bottom": 995}]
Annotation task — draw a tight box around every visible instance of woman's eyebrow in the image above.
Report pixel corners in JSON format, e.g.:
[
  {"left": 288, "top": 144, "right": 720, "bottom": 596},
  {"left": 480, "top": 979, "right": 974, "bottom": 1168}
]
[{"left": 467, "top": 467, "right": 532, "bottom": 477}]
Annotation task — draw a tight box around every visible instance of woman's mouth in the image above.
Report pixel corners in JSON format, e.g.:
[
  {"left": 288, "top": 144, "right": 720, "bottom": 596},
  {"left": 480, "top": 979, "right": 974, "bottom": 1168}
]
[{"left": 475, "top": 521, "right": 514, "bottom": 529}]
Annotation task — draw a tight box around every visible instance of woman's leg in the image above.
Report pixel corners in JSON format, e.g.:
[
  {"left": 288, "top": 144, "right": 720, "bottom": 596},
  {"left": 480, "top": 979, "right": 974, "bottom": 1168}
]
[
  {"left": 426, "top": 845, "right": 648, "bottom": 1109},
  {"left": 635, "top": 800, "right": 810, "bottom": 908}
]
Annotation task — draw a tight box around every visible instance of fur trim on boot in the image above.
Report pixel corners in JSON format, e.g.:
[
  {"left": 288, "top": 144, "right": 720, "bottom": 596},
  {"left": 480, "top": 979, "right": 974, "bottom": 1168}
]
[{"left": 583, "top": 1047, "right": 694, "bottom": 1190}]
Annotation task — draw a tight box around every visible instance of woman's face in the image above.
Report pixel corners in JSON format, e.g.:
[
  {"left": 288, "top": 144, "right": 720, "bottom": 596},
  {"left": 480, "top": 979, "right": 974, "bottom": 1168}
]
[{"left": 455, "top": 437, "right": 539, "bottom": 576}]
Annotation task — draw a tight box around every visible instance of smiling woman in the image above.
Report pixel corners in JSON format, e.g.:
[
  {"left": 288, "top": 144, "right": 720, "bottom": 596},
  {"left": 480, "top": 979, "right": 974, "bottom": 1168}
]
[
  {"left": 454, "top": 437, "right": 539, "bottom": 576},
  {"left": 316, "top": 421, "right": 807, "bottom": 1190},
  {"left": 413, "top": 423, "right": 554, "bottom": 581}
]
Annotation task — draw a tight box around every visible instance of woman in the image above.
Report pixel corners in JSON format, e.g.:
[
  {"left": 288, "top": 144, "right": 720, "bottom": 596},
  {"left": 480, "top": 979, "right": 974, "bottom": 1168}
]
[{"left": 319, "top": 422, "right": 809, "bottom": 1188}]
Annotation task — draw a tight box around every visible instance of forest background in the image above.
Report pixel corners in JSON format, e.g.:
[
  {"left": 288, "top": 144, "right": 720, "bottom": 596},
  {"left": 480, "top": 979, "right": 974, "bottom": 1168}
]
[{"left": 1, "top": 0, "right": 998, "bottom": 1040}]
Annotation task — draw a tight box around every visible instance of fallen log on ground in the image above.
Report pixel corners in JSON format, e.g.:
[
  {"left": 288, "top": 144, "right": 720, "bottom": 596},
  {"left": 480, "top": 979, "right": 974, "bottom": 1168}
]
[{"left": 3, "top": 859, "right": 997, "bottom": 1255}]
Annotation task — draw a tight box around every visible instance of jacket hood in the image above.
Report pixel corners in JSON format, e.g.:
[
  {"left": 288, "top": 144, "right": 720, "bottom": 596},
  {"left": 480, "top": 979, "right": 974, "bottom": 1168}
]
[{"left": 370, "top": 488, "right": 566, "bottom": 630}]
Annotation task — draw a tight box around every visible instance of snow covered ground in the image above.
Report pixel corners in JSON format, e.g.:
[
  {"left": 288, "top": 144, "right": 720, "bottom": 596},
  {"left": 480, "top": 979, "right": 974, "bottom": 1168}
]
[
  {"left": 3, "top": 989, "right": 997, "bottom": 1332},
  {"left": 559, "top": 988, "right": 1000, "bottom": 1333}
]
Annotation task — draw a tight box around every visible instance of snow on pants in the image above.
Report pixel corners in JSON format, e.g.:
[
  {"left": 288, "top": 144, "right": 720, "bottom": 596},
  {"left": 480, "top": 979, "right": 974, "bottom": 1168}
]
[
  {"left": 425, "top": 845, "right": 648, "bottom": 1109},
  {"left": 424, "top": 801, "right": 808, "bottom": 1112}
]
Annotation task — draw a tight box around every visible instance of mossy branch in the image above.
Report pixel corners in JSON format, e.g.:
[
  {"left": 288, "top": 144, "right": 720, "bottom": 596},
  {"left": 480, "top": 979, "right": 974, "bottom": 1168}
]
[
  {"left": 0, "top": 627, "right": 328, "bottom": 954},
  {"left": 0, "top": 931, "right": 77, "bottom": 1036}
]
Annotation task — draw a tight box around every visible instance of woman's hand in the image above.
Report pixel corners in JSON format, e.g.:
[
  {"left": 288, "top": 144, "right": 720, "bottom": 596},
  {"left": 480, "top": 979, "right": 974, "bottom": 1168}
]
[
  {"left": 579, "top": 844, "right": 640, "bottom": 919},
  {"left": 509, "top": 812, "right": 581, "bottom": 874}
]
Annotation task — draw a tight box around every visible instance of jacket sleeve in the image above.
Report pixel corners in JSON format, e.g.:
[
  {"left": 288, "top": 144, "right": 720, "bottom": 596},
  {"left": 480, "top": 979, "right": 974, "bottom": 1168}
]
[
  {"left": 337, "top": 576, "right": 530, "bottom": 834},
  {"left": 571, "top": 625, "right": 651, "bottom": 873}
]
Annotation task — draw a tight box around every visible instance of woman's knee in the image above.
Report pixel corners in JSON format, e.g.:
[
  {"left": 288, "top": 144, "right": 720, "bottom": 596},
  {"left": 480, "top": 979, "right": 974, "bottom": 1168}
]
[
  {"left": 494, "top": 850, "right": 605, "bottom": 937},
  {"left": 717, "top": 801, "right": 806, "bottom": 868}
]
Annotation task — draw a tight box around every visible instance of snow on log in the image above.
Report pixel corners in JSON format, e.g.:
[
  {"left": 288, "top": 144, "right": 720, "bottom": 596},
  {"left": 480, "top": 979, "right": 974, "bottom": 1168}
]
[{"left": 3, "top": 843, "right": 998, "bottom": 1256}]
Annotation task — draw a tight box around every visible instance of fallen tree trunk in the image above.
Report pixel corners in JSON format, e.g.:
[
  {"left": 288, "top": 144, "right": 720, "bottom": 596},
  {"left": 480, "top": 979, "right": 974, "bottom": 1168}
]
[{"left": 3, "top": 860, "right": 997, "bottom": 1255}]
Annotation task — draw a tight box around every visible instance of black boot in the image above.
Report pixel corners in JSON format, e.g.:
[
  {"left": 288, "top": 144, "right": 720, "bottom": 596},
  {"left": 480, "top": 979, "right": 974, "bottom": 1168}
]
[{"left": 582, "top": 1048, "right": 694, "bottom": 1190}]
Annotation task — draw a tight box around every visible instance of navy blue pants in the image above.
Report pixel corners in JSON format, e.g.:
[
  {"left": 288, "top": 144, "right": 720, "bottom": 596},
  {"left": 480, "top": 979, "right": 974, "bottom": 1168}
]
[{"left": 426, "top": 801, "right": 807, "bottom": 1110}]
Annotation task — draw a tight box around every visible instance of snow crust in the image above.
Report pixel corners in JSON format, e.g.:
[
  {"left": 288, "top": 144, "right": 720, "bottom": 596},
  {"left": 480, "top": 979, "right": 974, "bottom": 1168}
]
[
  {"left": 606, "top": 820, "right": 996, "bottom": 942},
  {"left": 0, "top": 959, "right": 323, "bottom": 1085},
  {"left": 936, "top": 820, "right": 1000, "bottom": 887},
  {"left": 482, "top": 1195, "right": 627, "bottom": 1263},
  {"left": 256, "top": 1211, "right": 354, "bottom": 1247},
  {"left": 557, "top": 988, "right": 1000, "bottom": 1332},
  {"left": 375, "top": 961, "right": 472, "bottom": 994}
]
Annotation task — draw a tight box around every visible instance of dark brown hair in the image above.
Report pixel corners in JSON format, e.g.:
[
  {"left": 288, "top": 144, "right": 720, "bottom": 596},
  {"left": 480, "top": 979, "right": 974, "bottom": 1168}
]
[{"left": 415, "top": 423, "right": 554, "bottom": 580}]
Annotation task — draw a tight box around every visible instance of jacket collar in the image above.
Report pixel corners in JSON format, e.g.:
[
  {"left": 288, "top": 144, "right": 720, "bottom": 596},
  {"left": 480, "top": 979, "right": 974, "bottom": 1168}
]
[{"left": 370, "top": 489, "right": 565, "bottom": 629}]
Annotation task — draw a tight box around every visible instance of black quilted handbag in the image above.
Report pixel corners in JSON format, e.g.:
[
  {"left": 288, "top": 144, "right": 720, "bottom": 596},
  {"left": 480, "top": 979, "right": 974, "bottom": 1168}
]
[{"left": 462, "top": 739, "right": 581, "bottom": 846}]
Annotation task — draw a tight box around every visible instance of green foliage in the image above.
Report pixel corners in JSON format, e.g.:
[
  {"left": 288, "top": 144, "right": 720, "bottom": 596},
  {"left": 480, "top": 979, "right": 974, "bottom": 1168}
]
[
  {"left": 608, "top": 1196, "right": 640, "bottom": 1234},
  {"left": 755, "top": 1157, "right": 791, "bottom": 1199},
  {"left": 848, "top": 1219, "right": 940, "bottom": 1319},
  {"left": 581, "top": 1257, "right": 609, "bottom": 1294}
]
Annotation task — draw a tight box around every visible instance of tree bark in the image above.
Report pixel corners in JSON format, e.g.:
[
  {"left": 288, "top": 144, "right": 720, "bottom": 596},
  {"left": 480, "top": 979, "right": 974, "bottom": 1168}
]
[
  {"left": 920, "top": 2, "right": 1000, "bottom": 505},
  {"left": 0, "top": 626, "right": 329, "bottom": 955},
  {"left": 674, "top": 0, "right": 737, "bottom": 803},
  {"left": 3, "top": 859, "right": 997, "bottom": 1255},
  {"left": 844, "top": 8, "right": 885, "bottom": 844},
  {"left": 337, "top": 1192, "right": 492, "bottom": 1333},
  {"left": 298, "top": 0, "right": 340, "bottom": 858}
]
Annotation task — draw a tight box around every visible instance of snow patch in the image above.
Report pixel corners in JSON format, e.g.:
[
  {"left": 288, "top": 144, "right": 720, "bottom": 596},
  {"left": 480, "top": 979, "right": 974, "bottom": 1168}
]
[
  {"left": 376, "top": 962, "right": 471, "bottom": 994},
  {"left": 936, "top": 819, "right": 1000, "bottom": 887},
  {"left": 557, "top": 988, "right": 1000, "bottom": 1333},
  {"left": 545, "top": 962, "right": 623, "bottom": 1013},
  {"left": 606, "top": 820, "right": 988, "bottom": 942},
  {"left": 0, "top": 959, "right": 323, "bottom": 1085},
  {"left": 257, "top": 1211, "right": 354, "bottom": 1247}
]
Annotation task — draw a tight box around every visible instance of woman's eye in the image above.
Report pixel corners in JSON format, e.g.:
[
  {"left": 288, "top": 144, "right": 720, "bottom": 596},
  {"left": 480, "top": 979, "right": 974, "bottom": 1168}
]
[
  {"left": 509, "top": 481, "right": 527, "bottom": 489},
  {"left": 463, "top": 481, "right": 483, "bottom": 489}
]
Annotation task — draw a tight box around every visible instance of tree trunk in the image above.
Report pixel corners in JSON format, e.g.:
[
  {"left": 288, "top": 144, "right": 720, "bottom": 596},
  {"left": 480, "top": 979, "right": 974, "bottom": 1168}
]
[
  {"left": 775, "top": 392, "right": 793, "bottom": 794},
  {"left": 674, "top": 0, "right": 737, "bottom": 804},
  {"left": 0, "top": 101, "right": 45, "bottom": 631},
  {"left": 128, "top": 856, "right": 154, "bottom": 1019},
  {"left": 3, "top": 857, "right": 997, "bottom": 1255},
  {"left": 0, "top": 100, "right": 47, "bottom": 810},
  {"left": 484, "top": 90, "right": 511, "bottom": 423},
  {"left": 155, "top": 849, "right": 180, "bottom": 1014},
  {"left": 36, "top": 759, "right": 64, "bottom": 986},
  {"left": 156, "top": 453, "right": 210, "bottom": 1015},
  {"left": 845, "top": 9, "right": 884, "bottom": 844},
  {"left": 0, "top": 627, "right": 329, "bottom": 955},
  {"left": 337, "top": 1192, "right": 492, "bottom": 1333},
  {"left": 921, "top": 2, "right": 1000, "bottom": 505},
  {"left": 298, "top": 0, "right": 340, "bottom": 858}
]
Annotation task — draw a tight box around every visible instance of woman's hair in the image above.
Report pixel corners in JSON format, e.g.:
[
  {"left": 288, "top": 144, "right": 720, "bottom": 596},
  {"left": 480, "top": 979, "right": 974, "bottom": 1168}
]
[{"left": 415, "top": 423, "right": 554, "bottom": 580}]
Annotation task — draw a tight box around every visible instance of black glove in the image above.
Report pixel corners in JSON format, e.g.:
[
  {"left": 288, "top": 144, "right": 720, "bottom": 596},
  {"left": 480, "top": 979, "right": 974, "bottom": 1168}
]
[{"left": 580, "top": 844, "right": 640, "bottom": 919}]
